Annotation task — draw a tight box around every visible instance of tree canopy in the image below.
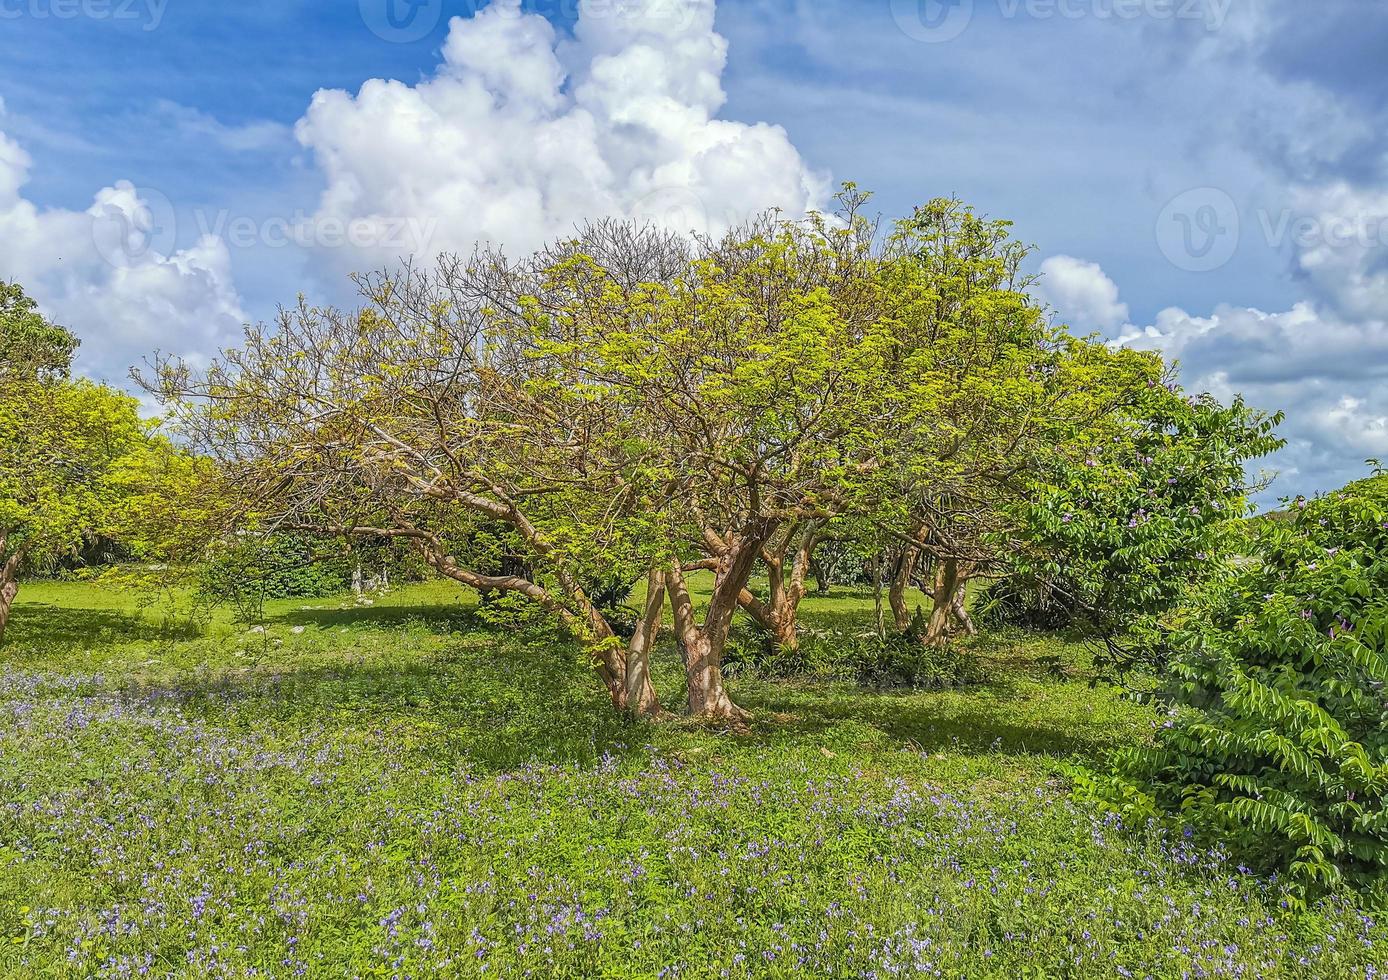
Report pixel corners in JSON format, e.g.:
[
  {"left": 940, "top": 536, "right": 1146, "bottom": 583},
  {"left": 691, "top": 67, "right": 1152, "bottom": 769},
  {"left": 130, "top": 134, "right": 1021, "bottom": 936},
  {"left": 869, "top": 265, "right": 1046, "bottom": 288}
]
[
  {"left": 0, "top": 283, "right": 177, "bottom": 643},
  {"left": 143, "top": 196, "right": 1280, "bottom": 722}
]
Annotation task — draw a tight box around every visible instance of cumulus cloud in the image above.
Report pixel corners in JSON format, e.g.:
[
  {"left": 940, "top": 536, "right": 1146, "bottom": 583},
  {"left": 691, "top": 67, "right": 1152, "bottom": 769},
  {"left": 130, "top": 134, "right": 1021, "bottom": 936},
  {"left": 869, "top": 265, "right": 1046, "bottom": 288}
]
[
  {"left": 1087, "top": 282, "right": 1388, "bottom": 499},
  {"left": 1034, "top": 255, "right": 1130, "bottom": 333},
  {"left": 0, "top": 104, "right": 246, "bottom": 385},
  {"left": 293, "top": 0, "right": 830, "bottom": 277},
  {"left": 1280, "top": 183, "right": 1388, "bottom": 322}
]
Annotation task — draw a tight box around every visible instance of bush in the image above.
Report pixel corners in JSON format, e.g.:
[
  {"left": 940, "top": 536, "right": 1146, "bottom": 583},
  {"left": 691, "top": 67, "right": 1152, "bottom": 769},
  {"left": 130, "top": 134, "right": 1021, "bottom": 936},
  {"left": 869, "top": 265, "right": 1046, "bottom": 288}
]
[
  {"left": 1100, "top": 474, "right": 1388, "bottom": 897},
  {"left": 723, "top": 620, "right": 982, "bottom": 691},
  {"left": 977, "top": 575, "right": 1078, "bottom": 631},
  {"left": 845, "top": 622, "right": 983, "bottom": 690},
  {"left": 198, "top": 535, "right": 352, "bottom": 610}
]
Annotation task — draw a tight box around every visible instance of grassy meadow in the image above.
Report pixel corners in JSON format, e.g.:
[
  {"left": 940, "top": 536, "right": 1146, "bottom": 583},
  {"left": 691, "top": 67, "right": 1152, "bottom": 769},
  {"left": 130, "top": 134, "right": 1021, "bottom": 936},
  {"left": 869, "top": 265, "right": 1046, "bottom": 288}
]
[{"left": 0, "top": 578, "right": 1382, "bottom": 978}]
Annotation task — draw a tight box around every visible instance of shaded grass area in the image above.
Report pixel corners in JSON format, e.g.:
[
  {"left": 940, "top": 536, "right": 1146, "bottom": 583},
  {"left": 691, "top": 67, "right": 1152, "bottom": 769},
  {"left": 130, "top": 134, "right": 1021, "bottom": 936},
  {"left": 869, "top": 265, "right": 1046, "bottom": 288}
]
[{"left": 0, "top": 579, "right": 1382, "bottom": 977}]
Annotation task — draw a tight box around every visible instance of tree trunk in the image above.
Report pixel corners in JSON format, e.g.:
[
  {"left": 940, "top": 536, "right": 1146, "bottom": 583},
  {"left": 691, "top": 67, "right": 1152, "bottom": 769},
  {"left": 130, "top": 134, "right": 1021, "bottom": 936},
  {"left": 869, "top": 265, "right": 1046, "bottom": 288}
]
[
  {"left": 0, "top": 540, "right": 25, "bottom": 647},
  {"left": 623, "top": 567, "right": 666, "bottom": 719},
  {"left": 668, "top": 537, "right": 761, "bottom": 725},
  {"left": 922, "top": 558, "right": 963, "bottom": 647},
  {"left": 0, "top": 575, "right": 16, "bottom": 646},
  {"left": 889, "top": 546, "right": 919, "bottom": 631},
  {"left": 920, "top": 559, "right": 976, "bottom": 646},
  {"left": 952, "top": 589, "right": 977, "bottom": 636},
  {"left": 808, "top": 551, "right": 830, "bottom": 596},
  {"left": 737, "top": 521, "right": 820, "bottom": 653},
  {"left": 680, "top": 632, "right": 746, "bottom": 721}
]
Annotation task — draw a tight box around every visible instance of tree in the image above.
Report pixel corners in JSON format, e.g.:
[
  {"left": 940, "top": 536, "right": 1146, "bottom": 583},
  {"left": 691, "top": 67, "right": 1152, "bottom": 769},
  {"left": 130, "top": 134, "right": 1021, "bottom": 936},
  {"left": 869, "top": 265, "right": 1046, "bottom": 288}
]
[
  {"left": 146, "top": 201, "right": 895, "bottom": 722},
  {"left": 1, "top": 281, "right": 78, "bottom": 380},
  {"left": 144, "top": 270, "right": 670, "bottom": 716},
  {"left": 862, "top": 200, "right": 1169, "bottom": 648},
  {"left": 523, "top": 203, "right": 893, "bottom": 720},
  {"left": 0, "top": 283, "right": 164, "bottom": 644},
  {"left": 1005, "top": 390, "right": 1283, "bottom": 680}
]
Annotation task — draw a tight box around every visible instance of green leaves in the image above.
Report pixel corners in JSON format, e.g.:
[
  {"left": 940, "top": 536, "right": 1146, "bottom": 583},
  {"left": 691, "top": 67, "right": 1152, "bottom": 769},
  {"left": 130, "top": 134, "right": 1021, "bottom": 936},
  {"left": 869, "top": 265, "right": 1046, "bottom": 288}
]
[{"left": 1114, "top": 473, "right": 1388, "bottom": 895}]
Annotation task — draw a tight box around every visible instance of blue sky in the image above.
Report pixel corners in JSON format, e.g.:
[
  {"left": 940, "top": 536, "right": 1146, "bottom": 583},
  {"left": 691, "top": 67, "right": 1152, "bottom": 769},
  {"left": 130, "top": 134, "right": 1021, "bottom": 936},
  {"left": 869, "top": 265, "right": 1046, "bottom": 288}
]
[{"left": 2, "top": 0, "right": 1386, "bottom": 502}]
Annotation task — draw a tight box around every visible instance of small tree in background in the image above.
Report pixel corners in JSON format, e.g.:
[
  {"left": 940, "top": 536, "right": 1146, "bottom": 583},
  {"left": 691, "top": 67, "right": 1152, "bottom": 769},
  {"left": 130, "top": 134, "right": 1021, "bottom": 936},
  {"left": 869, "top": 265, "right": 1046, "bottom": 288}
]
[
  {"left": 1005, "top": 389, "right": 1283, "bottom": 683},
  {"left": 0, "top": 283, "right": 171, "bottom": 645}
]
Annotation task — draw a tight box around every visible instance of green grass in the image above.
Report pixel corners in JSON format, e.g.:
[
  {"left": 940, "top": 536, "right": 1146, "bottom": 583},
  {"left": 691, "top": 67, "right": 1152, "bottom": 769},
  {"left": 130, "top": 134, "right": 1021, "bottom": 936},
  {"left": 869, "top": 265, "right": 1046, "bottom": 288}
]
[{"left": 0, "top": 578, "right": 1382, "bottom": 977}]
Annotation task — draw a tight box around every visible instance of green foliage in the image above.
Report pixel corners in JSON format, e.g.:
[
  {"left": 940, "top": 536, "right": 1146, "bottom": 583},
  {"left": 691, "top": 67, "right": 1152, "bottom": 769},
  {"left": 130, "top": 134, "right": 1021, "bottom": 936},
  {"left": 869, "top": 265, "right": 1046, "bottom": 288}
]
[
  {"left": 1007, "top": 391, "right": 1284, "bottom": 680},
  {"left": 0, "top": 280, "right": 78, "bottom": 380},
  {"left": 723, "top": 619, "right": 983, "bottom": 691},
  {"left": 1106, "top": 473, "right": 1388, "bottom": 897},
  {"left": 197, "top": 535, "right": 354, "bottom": 621},
  {"left": 977, "top": 574, "right": 1079, "bottom": 631},
  {"left": 847, "top": 618, "right": 985, "bottom": 690},
  {"left": 0, "top": 284, "right": 175, "bottom": 626}
]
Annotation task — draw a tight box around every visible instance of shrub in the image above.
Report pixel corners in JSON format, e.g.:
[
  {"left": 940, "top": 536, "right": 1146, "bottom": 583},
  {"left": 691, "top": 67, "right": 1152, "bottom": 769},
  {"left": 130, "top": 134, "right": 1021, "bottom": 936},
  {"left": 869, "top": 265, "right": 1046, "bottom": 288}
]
[
  {"left": 197, "top": 535, "right": 353, "bottom": 623},
  {"left": 977, "top": 575, "right": 1078, "bottom": 631},
  {"left": 1101, "top": 473, "right": 1388, "bottom": 897},
  {"left": 845, "top": 621, "right": 983, "bottom": 690},
  {"left": 723, "top": 620, "right": 982, "bottom": 691}
]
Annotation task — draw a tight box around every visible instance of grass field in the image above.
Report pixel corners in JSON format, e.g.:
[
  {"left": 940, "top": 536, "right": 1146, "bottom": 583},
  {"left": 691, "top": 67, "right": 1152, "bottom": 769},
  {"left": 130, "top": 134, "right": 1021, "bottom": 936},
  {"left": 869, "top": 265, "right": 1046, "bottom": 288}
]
[{"left": 0, "top": 579, "right": 1383, "bottom": 978}]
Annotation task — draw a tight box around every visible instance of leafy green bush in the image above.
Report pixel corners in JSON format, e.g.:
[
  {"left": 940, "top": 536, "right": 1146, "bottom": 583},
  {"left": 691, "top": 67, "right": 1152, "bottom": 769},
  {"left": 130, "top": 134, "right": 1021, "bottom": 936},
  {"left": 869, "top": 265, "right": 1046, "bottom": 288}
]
[
  {"left": 1099, "top": 473, "right": 1388, "bottom": 897},
  {"left": 721, "top": 625, "right": 840, "bottom": 679},
  {"left": 197, "top": 535, "right": 353, "bottom": 623},
  {"left": 723, "top": 620, "right": 982, "bottom": 690},
  {"left": 977, "top": 574, "right": 1078, "bottom": 631},
  {"left": 845, "top": 622, "right": 983, "bottom": 690},
  {"left": 1008, "top": 393, "right": 1282, "bottom": 681}
]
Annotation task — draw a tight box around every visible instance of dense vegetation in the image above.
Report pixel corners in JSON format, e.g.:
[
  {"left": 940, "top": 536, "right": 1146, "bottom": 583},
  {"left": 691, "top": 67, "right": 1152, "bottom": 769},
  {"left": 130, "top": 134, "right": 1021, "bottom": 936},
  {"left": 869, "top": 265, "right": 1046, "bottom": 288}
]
[{"left": 1093, "top": 473, "right": 1388, "bottom": 898}]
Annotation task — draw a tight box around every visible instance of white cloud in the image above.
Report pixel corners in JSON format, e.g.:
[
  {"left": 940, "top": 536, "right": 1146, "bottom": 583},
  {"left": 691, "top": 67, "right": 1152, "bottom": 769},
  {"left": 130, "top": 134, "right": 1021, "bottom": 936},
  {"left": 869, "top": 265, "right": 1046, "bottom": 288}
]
[
  {"left": 293, "top": 0, "right": 830, "bottom": 278},
  {"left": 1094, "top": 283, "right": 1388, "bottom": 498},
  {"left": 0, "top": 106, "right": 246, "bottom": 385},
  {"left": 1034, "top": 255, "right": 1130, "bottom": 333},
  {"left": 1281, "top": 182, "right": 1388, "bottom": 322}
]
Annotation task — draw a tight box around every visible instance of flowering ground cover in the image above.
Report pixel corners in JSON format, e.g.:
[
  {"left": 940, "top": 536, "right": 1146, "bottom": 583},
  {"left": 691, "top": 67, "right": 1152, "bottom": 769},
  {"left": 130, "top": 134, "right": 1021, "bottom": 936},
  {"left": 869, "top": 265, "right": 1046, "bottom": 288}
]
[{"left": 1, "top": 581, "right": 1383, "bottom": 978}]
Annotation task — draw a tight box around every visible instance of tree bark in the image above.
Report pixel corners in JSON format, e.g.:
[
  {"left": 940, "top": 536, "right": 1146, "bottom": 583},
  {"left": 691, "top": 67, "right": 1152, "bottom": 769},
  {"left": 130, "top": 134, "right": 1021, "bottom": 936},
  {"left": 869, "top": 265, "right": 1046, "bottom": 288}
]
[
  {"left": 921, "top": 558, "right": 974, "bottom": 647},
  {"left": 922, "top": 558, "right": 962, "bottom": 647},
  {"left": 0, "top": 575, "right": 16, "bottom": 647},
  {"left": 889, "top": 546, "right": 919, "bottom": 631},
  {"left": 668, "top": 540, "right": 759, "bottom": 725},
  {"left": 889, "top": 524, "right": 931, "bottom": 631},
  {"left": 738, "top": 521, "right": 820, "bottom": 653},
  {"left": 808, "top": 550, "right": 830, "bottom": 596},
  {"left": 624, "top": 567, "right": 666, "bottom": 719},
  {"left": 952, "top": 589, "right": 978, "bottom": 636},
  {"left": 0, "top": 539, "right": 27, "bottom": 647}
]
